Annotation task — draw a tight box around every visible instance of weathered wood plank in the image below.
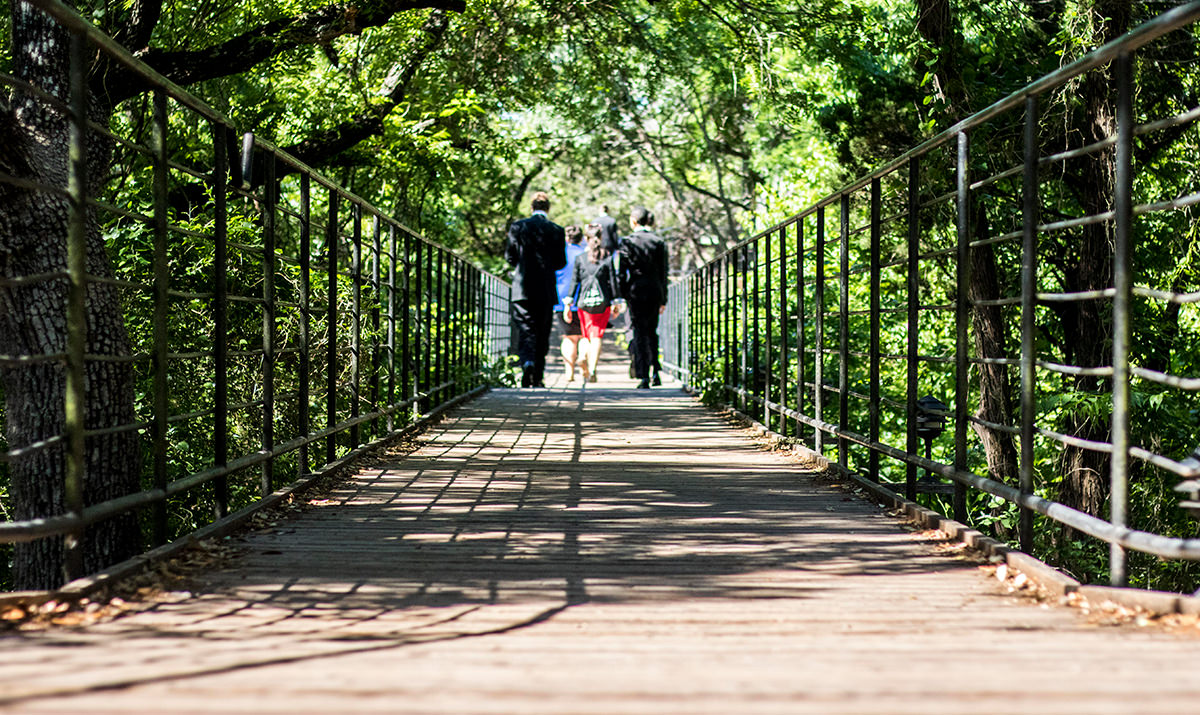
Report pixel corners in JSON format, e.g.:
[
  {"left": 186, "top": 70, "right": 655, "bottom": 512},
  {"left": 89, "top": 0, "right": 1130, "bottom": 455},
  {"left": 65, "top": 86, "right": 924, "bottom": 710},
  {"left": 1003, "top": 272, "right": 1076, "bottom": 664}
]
[{"left": 0, "top": 364, "right": 1198, "bottom": 712}]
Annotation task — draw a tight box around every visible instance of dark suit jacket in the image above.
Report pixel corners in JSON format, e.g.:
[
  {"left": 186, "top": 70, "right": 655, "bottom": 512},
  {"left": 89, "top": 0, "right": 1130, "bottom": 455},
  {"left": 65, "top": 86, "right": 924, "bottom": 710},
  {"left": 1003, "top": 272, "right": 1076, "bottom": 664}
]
[
  {"left": 506, "top": 213, "right": 567, "bottom": 303},
  {"left": 595, "top": 214, "right": 620, "bottom": 254},
  {"left": 616, "top": 229, "right": 668, "bottom": 305}
]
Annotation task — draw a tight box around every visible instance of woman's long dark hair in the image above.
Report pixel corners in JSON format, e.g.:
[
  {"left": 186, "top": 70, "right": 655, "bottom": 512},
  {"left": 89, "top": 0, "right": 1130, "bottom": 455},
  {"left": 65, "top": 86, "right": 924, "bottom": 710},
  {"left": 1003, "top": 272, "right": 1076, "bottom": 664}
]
[{"left": 585, "top": 223, "right": 610, "bottom": 262}]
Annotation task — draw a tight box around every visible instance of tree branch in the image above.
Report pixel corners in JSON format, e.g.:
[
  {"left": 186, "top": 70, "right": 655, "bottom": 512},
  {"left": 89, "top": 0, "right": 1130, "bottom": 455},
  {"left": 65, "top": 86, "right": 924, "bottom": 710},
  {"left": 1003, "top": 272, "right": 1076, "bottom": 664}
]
[
  {"left": 679, "top": 175, "right": 752, "bottom": 211},
  {"left": 511, "top": 161, "right": 545, "bottom": 216},
  {"left": 268, "top": 10, "right": 451, "bottom": 182},
  {"left": 105, "top": 0, "right": 463, "bottom": 103},
  {"left": 113, "top": 0, "right": 165, "bottom": 53}
]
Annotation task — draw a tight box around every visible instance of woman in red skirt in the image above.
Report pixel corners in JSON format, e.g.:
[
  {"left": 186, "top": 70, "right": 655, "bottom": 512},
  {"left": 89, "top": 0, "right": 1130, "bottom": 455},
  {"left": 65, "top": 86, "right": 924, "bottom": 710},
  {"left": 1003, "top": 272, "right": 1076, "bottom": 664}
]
[{"left": 562, "top": 224, "right": 622, "bottom": 383}]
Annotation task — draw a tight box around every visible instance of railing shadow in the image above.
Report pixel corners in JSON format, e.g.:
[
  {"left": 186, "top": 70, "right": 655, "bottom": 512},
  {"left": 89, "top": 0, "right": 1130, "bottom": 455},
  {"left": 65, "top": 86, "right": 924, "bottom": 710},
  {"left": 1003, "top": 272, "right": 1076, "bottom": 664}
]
[{"left": 0, "top": 382, "right": 987, "bottom": 704}]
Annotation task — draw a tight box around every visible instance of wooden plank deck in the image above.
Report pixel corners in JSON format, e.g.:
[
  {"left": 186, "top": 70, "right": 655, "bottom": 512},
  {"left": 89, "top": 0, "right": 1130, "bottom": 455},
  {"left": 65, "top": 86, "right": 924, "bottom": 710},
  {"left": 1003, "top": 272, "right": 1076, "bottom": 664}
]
[{"left": 1, "top": 357, "right": 1199, "bottom": 713}]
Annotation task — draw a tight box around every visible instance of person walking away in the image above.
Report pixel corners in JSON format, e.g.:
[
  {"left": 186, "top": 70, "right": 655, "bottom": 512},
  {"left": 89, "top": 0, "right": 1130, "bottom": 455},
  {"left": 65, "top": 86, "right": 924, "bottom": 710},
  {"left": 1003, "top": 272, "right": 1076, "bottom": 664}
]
[
  {"left": 594, "top": 205, "right": 621, "bottom": 255},
  {"left": 506, "top": 191, "right": 566, "bottom": 387},
  {"left": 562, "top": 224, "right": 621, "bottom": 383},
  {"left": 555, "top": 225, "right": 588, "bottom": 381},
  {"left": 595, "top": 204, "right": 628, "bottom": 347},
  {"left": 616, "top": 206, "right": 668, "bottom": 389}
]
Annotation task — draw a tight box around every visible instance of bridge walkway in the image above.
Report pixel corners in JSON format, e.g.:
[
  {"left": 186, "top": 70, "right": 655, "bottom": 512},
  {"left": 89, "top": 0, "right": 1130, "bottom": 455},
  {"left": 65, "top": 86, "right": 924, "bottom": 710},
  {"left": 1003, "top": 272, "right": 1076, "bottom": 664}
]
[{"left": 1, "top": 353, "right": 1198, "bottom": 713}]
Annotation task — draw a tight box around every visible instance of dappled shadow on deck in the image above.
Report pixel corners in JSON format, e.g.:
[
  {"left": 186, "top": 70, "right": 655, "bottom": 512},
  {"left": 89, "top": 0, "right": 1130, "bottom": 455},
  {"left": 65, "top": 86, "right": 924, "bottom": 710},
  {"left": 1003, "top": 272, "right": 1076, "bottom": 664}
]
[
  {"left": 196, "top": 385, "right": 967, "bottom": 612},
  {"left": 0, "top": 379, "right": 982, "bottom": 705}
]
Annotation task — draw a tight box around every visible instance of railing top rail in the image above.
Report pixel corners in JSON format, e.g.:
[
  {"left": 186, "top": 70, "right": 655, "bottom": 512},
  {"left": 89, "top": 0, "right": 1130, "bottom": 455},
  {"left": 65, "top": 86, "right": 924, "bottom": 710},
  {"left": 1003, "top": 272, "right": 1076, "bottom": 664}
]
[{"left": 719, "top": 0, "right": 1200, "bottom": 257}]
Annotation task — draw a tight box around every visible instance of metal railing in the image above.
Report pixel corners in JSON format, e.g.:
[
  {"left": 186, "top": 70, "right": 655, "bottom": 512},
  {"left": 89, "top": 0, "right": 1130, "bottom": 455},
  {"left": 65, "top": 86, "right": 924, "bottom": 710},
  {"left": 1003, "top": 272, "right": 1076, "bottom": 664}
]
[
  {"left": 663, "top": 2, "right": 1200, "bottom": 587},
  {"left": 0, "top": 0, "right": 510, "bottom": 588}
]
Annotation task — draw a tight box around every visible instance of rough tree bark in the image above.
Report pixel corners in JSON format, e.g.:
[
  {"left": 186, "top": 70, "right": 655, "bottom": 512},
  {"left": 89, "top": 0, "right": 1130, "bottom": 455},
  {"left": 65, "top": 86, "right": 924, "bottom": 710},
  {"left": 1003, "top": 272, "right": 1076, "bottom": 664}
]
[
  {"left": 2, "top": 2, "right": 140, "bottom": 589},
  {"left": 1053, "top": 0, "right": 1131, "bottom": 522},
  {"left": 915, "top": 0, "right": 1020, "bottom": 492}
]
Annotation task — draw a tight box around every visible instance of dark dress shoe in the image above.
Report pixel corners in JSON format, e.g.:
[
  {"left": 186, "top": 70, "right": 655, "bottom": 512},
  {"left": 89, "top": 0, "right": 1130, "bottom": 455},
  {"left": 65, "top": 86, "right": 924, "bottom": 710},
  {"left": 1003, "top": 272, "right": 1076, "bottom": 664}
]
[{"left": 636, "top": 379, "right": 650, "bottom": 389}]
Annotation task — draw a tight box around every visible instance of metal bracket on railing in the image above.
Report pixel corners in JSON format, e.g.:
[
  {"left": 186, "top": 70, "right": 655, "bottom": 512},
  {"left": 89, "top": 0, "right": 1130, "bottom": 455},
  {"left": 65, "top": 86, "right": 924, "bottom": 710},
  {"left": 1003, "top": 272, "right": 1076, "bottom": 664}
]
[
  {"left": 241, "top": 132, "right": 255, "bottom": 188},
  {"left": 1173, "top": 446, "right": 1200, "bottom": 518}
]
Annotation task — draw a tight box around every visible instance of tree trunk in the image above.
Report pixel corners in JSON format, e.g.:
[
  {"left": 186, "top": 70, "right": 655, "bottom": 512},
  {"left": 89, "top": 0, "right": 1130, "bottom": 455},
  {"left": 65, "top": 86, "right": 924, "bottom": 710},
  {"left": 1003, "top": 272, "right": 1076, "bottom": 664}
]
[
  {"left": 915, "top": 0, "right": 1018, "bottom": 493},
  {"left": 1, "top": 2, "right": 141, "bottom": 589},
  {"left": 1055, "top": 0, "right": 1131, "bottom": 521},
  {"left": 968, "top": 209, "right": 1019, "bottom": 494}
]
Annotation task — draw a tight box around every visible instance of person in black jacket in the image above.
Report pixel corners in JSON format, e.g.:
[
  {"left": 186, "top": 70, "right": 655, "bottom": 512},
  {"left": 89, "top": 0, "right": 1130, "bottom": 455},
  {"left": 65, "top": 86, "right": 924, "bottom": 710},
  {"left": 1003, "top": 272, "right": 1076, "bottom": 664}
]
[
  {"left": 616, "top": 206, "right": 668, "bottom": 389},
  {"left": 594, "top": 205, "right": 621, "bottom": 255},
  {"left": 506, "top": 191, "right": 567, "bottom": 387}
]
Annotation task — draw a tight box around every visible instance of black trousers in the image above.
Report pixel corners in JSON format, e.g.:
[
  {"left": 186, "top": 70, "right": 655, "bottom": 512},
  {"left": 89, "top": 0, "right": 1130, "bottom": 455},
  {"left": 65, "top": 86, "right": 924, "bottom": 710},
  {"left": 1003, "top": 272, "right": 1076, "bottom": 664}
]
[
  {"left": 626, "top": 300, "right": 661, "bottom": 381},
  {"left": 511, "top": 298, "right": 553, "bottom": 383}
]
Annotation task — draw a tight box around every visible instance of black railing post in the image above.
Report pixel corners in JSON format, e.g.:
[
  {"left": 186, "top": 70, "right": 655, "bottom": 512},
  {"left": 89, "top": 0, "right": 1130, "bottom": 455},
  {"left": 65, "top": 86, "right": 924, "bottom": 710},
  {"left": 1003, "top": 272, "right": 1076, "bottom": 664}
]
[
  {"left": 371, "top": 216, "right": 382, "bottom": 438},
  {"left": 740, "top": 247, "right": 749, "bottom": 412},
  {"left": 63, "top": 28, "right": 89, "bottom": 581},
  {"left": 350, "top": 204, "right": 362, "bottom": 449},
  {"left": 796, "top": 219, "right": 805, "bottom": 442},
  {"left": 442, "top": 253, "right": 450, "bottom": 395},
  {"left": 326, "top": 191, "right": 339, "bottom": 465},
  {"left": 401, "top": 231, "right": 413, "bottom": 422},
  {"left": 710, "top": 262, "right": 717, "bottom": 391},
  {"left": 450, "top": 257, "right": 459, "bottom": 392},
  {"left": 457, "top": 257, "right": 465, "bottom": 390},
  {"left": 261, "top": 149, "right": 276, "bottom": 497},
  {"left": 413, "top": 238, "right": 424, "bottom": 417},
  {"left": 427, "top": 238, "right": 436, "bottom": 407},
  {"left": 906, "top": 157, "right": 921, "bottom": 501},
  {"left": 691, "top": 271, "right": 700, "bottom": 388},
  {"left": 954, "top": 131, "right": 971, "bottom": 523},
  {"left": 708, "top": 263, "right": 716, "bottom": 390},
  {"left": 778, "top": 226, "right": 788, "bottom": 436},
  {"left": 213, "top": 123, "right": 229, "bottom": 518},
  {"left": 386, "top": 224, "right": 397, "bottom": 432},
  {"left": 470, "top": 264, "right": 480, "bottom": 385},
  {"left": 763, "top": 233, "right": 771, "bottom": 428},
  {"left": 814, "top": 207, "right": 826, "bottom": 456},
  {"left": 1110, "top": 51, "right": 1134, "bottom": 587},
  {"left": 839, "top": 194, "right": 850, "bottom": 473},
  {"left": 697, "top": 265, "right": 703, "bottom": 384},
  {"left": 470, "top": 262, "right": 476, "bottom": 386},
  {"left": 869, "top": 178, "right": 882, "bottom": 482},
  {"left": 452, "top": 255, "right": 459, "bottom": 390},
  {"left": 454, "top": 256, "right": 464, "bottom": 390},
  {"left": 1019, "top": 96, "right": 1038, "bottom": 552},
  {"left": 151, "top": 89, "right": 170, "bottom": 545},
  {"left": 437, "top": 249, "right": 448, "bottom": 400},
  {"left": 681, "top": 280, "right": 691, "bottom": 386},
  {"left": 724, "top": 253, "right": 733, "bottom": 404},
  {"left": 298, "top": 174, "right": 311, "bottom": 477}
]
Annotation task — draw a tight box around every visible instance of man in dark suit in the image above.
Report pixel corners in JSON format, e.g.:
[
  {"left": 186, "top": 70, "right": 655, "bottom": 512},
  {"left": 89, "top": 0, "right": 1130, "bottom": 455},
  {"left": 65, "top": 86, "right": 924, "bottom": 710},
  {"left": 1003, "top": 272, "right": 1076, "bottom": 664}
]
[
  {"left": 594, "top": 206, "right": 620, "bottom": 255},
  {"left": 506, "top": 191, "right": 567, "bottom": 387},
  {"left": 616, "top": 206, "right": 668, "bottom": 389}
]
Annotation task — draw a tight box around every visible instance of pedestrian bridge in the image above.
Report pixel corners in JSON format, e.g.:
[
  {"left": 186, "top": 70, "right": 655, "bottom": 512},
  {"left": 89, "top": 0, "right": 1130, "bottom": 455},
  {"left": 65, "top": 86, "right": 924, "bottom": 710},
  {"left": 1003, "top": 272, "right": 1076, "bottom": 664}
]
[
  {"left": 2, "top": 356, "right": 1199, "bottom": 712},
  {"left": 4, "top": 1, "right": 1200, "bottom": 709}
]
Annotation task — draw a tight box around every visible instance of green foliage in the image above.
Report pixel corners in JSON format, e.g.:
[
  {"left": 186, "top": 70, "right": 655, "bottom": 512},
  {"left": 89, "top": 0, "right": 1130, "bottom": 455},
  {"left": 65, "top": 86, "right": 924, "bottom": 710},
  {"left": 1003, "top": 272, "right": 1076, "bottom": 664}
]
[
  {"left": 677, "top": 0, "right": 1200, "bottom": 595},
  {"left": 7, "top": 0, "right": 1200, "bottom": 591},
  {"left": 483, "top": 355, "right": 522, "bottom": 388}
]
